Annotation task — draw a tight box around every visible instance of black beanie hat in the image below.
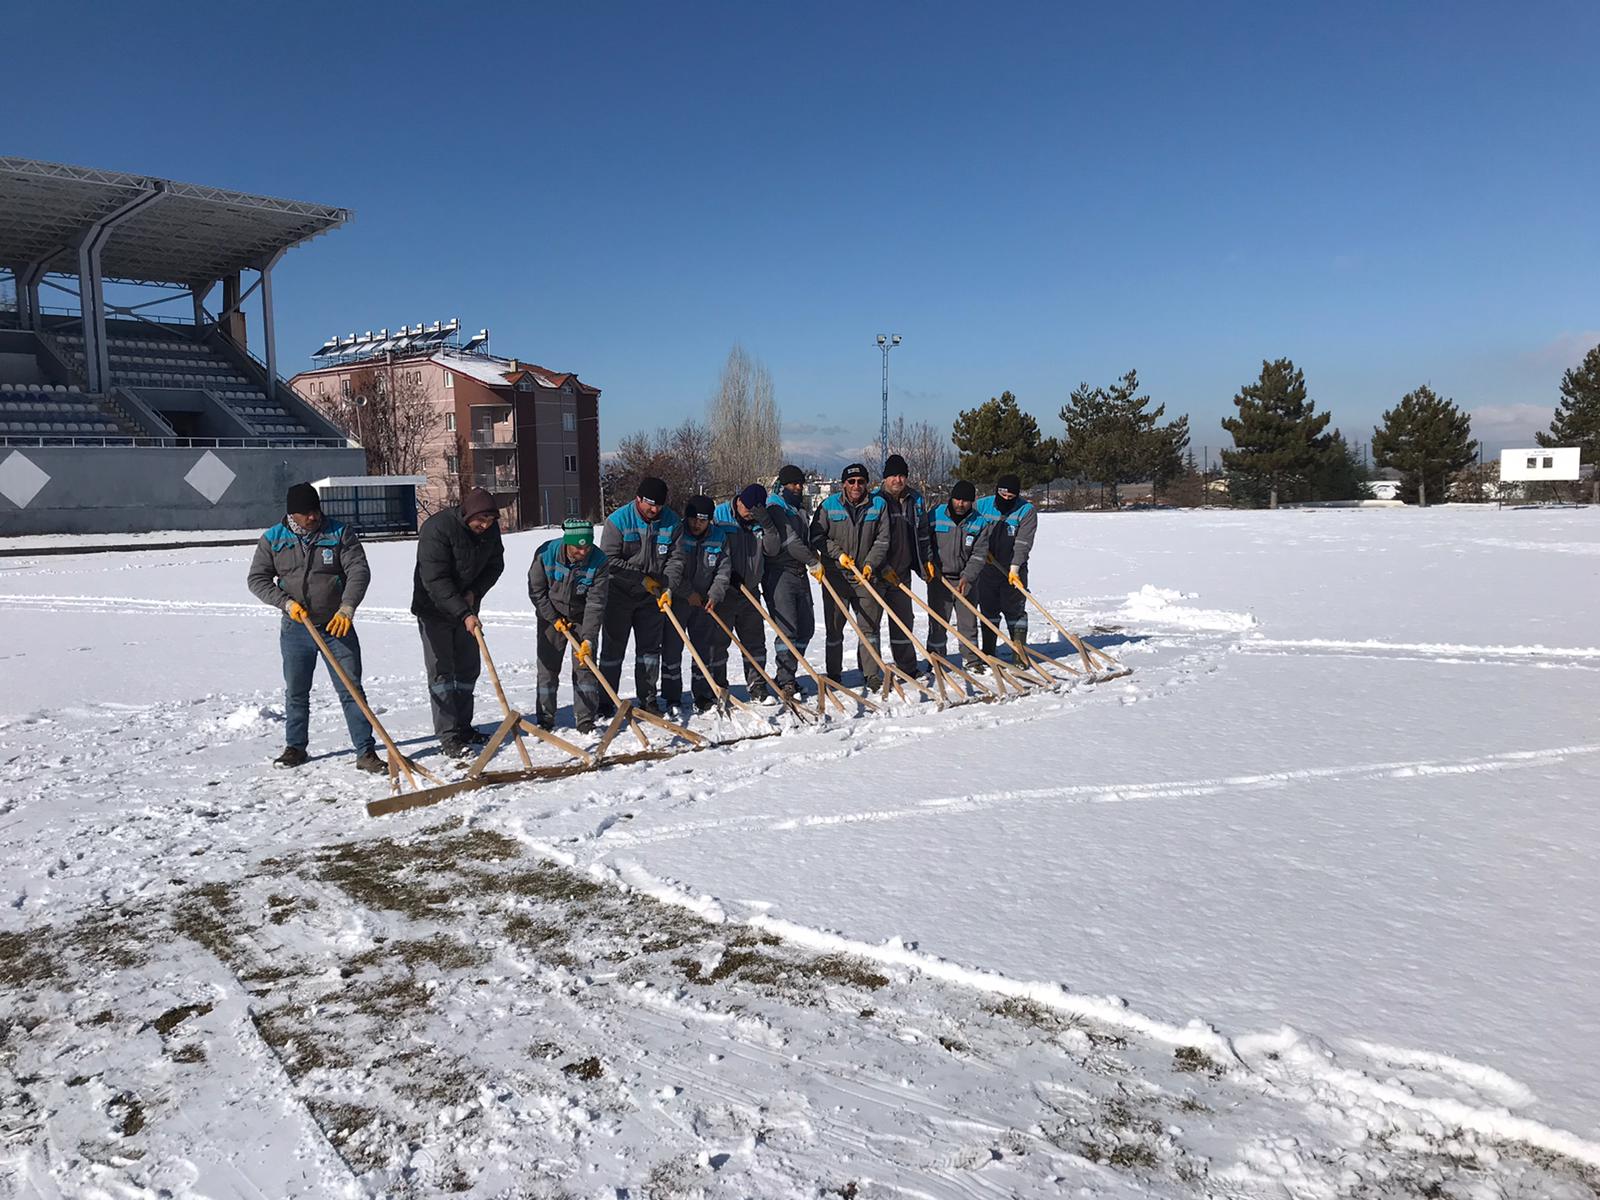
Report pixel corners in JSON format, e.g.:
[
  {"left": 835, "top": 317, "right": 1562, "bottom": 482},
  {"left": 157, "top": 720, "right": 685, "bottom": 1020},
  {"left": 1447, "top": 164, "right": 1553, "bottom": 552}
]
[
  {"left": 883, "top": 453, "right": 909, "bottom": 477},
  {"left": 285, "top": 481, "right": 321, "bottom": 514},
  {"left": 950, "top": 480, "right": 976, "bottom": 502},
  {"left": 637, "top": 476, "right": 669, "bottom": 504},
  {"left": 738, "top": 483, "right": 769, "bottom": 511},
  {"left": 841, "top": 462, "right": 869, "bottom": 483},
  {"left": 460, "top": 487, "right": 500, "bottom": 520},
  {"left": 777, "top": 464, "right": 805, "bottom": 486},
  {"left": 684, "top": 494, "right": 715, "bottom": 520},
  {"left": 996, "top": 473, "right": 1022, "bottom": 494}
]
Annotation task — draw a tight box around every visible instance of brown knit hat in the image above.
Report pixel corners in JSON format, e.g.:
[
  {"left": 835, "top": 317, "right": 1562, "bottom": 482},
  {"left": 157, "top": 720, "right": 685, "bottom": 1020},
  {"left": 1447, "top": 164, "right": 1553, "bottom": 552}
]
[{"left": 460, "top": 487, "right": 499, "bottom": 520}]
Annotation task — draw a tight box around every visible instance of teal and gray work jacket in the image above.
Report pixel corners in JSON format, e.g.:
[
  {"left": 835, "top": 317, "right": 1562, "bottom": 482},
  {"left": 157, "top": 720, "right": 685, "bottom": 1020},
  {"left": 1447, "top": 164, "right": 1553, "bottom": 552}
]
[{"left": 247, "top": 517, "right": 370, "bottom": 626}]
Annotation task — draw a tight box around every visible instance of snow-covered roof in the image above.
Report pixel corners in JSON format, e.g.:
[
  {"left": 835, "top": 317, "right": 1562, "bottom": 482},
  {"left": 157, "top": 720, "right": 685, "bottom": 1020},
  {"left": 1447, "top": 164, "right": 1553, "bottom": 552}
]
[{"left": 432, "top": 351, "right": 598, "bottom": 395}]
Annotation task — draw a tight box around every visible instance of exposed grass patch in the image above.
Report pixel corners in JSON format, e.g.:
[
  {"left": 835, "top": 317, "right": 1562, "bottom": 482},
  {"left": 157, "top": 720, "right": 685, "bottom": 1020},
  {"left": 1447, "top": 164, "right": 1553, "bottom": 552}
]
[
  {"left": 0, "top": 930, "right": 64, "bottom": 989},
  {"left": 151, "top": 1002, "right": 212, "bottom": 1037},
  {"left": 169, "top": 1043, "right": 207, "bottom": 1064},
  {"left": 304, "top": 1100, "right": 389, "bottom": 1175},
  {"left": 561, "top": 1055, "right": 604, "bottom": 1081},
  {"left": 349, "top": 934, "right": 487, "bottom": 973},
  {"left": 1173, "top": 1045, "right": 1221, "bottom": 1075},
  {"left": 985, "top": 996, "right": 1068, "bottom": 1031}
]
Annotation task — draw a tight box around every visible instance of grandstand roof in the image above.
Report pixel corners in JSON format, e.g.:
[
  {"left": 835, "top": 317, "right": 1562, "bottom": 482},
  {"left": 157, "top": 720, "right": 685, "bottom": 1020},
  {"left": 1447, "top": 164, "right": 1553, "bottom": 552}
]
[{"left": 0, "top": 157, "right": 349, "bottom": 286}]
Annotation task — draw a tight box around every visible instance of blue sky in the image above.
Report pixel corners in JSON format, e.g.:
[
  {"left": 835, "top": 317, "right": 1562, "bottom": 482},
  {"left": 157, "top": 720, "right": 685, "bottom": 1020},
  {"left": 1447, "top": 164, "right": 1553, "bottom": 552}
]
[{"left": 13, "top": 1, "right": 1599, "bottom": 466}]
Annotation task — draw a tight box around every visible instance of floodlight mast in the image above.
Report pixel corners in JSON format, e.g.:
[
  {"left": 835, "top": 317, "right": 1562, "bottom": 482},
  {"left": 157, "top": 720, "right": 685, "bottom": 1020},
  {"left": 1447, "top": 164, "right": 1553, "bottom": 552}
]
[{"left": 876, "top": 333, "right": 901, "bottom": 461}]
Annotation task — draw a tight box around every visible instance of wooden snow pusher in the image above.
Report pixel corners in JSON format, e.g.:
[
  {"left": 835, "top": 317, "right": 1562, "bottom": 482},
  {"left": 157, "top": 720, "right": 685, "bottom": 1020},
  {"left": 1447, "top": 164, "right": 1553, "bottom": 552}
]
[{"left": 362, "top": 580, "right": 1129, "bottom": 819}]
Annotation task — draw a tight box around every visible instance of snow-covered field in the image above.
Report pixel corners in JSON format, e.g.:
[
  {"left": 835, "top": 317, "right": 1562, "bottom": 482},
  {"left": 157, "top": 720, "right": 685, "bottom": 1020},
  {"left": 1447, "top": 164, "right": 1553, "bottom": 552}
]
[{"left": 3, "top": 508, "right": 1599, "bottom": 1198}]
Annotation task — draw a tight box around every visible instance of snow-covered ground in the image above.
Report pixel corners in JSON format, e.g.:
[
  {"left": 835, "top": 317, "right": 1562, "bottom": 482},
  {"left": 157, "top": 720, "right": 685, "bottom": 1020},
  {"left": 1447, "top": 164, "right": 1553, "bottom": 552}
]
[{"left": 3, "top": 507, "right": 1599, "bottom": 1198}]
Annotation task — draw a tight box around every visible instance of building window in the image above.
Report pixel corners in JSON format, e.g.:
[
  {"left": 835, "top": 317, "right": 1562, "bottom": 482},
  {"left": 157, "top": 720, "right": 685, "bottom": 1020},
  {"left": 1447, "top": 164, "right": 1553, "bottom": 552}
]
[
  {"left": 1527, "top": 456, "right": 1538, "bottom": 469},
  {"left": 446, "top": 455, "right": 459, "bottom": 475},
  {"left": 517, "top": 380, "right": 534, "bottom": 392},
  {"left": 565, "top": 496, "right": 580, "bottom": 516},
  {"left": 444, "top": 371, "right": 454, "bottom": 390},
  {"left": 562, "top": 382, "right": 574, "bottom": 395},
  {"left": 561, "top": 411, "right": 576, "bottom": 433},
  {"left": 445, "top": 412, "right": 455, "bottom": 432},
  {"left": 564, "top": 454, "right": 578, "bottom": 473},
  {"left": 1543, "top": 456, "right": 1554, "bottom": 469}
]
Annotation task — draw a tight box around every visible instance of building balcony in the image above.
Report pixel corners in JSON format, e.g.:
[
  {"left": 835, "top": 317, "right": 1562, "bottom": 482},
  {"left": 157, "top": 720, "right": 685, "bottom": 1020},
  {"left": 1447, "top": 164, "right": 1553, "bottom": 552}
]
[
  {"left": 469, "top": 435, "right": 516, "bottom": 449},
  {"left": 470, "top": 470, "right": 519, "bottom": 491}
]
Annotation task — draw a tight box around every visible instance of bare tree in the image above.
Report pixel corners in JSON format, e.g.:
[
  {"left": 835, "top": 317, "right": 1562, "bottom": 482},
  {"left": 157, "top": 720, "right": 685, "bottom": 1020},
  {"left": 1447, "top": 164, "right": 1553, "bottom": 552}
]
[
  {"left": 610, "top": 418, "right": 714, "bottom": 509},
  {"left": 325, "top": 365, "right": 442, "bottom": 480},
  {"left": 709, "top": 345, "right": 782, "bottom": 493},
  {"left": 869, "top": 415, "right": 957, "bottom": 495}
]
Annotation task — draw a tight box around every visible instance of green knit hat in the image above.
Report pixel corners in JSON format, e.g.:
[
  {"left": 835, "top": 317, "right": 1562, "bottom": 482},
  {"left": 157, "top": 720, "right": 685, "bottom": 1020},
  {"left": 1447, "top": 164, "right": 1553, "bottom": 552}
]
[{"left": 562, "top": 518, "right": 594, "bottom": 548}]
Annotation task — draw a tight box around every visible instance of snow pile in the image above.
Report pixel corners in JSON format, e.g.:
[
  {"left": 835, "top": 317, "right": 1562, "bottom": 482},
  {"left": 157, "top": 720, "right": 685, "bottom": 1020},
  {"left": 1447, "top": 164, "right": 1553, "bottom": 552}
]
[
  {"left": 1119, "top": 583, "right": 1258, "bottom": 633},
  {"left": 212, "top": 703, "right": 282, "bottom": 734}
]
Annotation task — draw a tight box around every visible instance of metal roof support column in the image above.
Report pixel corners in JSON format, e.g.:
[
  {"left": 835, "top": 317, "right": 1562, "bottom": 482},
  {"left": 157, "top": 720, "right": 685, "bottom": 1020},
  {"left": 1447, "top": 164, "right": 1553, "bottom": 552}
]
[
  {"left": 72, "top": 185, "right": 163, "bottom": 391},
  {"left": 15, "top": 261, "right": 47, "bottom": 330},
  {"left": 259, "top": 249, "right": 286, "bottom": 397},
  {"left": 190, "top": 280, "right": 215, "bottom": 332}
]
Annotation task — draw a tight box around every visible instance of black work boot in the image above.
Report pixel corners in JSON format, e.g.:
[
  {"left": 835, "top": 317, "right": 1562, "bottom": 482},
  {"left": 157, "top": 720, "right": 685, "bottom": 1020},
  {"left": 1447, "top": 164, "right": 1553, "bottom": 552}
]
[
  {"left": 354, "top": 749, "right": 386, "bottom": 774},
  {"left": 274, "top": 746, "right": 309, "bottom": 769}
]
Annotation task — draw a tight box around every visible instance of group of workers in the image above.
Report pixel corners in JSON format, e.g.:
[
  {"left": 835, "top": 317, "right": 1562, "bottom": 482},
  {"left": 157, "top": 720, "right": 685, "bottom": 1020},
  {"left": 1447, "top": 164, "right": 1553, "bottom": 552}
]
[{"left": 246, "top": 459, "right": 1037, "bottom": 770}]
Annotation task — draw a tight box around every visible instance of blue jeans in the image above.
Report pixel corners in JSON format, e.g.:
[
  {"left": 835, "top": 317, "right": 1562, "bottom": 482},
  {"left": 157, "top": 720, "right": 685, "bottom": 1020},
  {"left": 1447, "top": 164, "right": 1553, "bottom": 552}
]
[{"left": 280, "top": 616, "right": 375, "bottom": 754}]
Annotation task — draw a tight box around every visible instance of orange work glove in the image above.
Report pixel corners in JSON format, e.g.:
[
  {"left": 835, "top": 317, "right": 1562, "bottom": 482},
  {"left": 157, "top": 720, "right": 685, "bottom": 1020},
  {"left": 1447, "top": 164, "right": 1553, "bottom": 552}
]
[
  {"left": 838, "top": 553, "right": 855, "bottom": 571},
  {"left": 923, "top": 561, "right": 937, "bottom": 582},
  {"left": 879, "top": 567, "right": 897, "bottom": 585},
  {"left": 554, "top": 617, "right": 571, "bottom": 635},
  {"left": 642, "top": 576, "right": 662, "bottom": 596},
  {"left": 1008, "top": 568, "right": 1023, "bottom": 588},
  {"left": 324, "top": 608, "right": 352, "bottom": 638},
  {"left": 809, "top": 565, "right": 824, "bottom": 582},
  {"left": 286, "top": 600, "right": 308, "bottom": 623},
  {"left": 575, "top": 639, "right": 593, "bottom": 664},
  {"left": 859, "top": 563, "right": 873, "bottom": 582},
  {"left": 657, "top": 590, "right": 673, "bottom": 612}
]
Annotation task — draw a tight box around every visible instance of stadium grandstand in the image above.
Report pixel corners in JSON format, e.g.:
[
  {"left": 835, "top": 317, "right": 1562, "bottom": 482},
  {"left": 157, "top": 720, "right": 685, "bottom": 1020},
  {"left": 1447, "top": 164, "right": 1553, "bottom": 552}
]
[{"left": 0, "top": 157, "right": 365, "bottom": 535}]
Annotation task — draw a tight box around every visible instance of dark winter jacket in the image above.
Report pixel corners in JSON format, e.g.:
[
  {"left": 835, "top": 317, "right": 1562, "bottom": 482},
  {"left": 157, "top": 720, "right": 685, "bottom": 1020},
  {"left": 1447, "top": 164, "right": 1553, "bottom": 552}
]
[
  {"left": 762, "top": 490, "right": 817, "bottom": 576},
  {"left": 599, "top": 500, "right": 681, "bottom": 600},
  {"left": 928, "top": 503, "right": 991, "bottom": 585},
  {"left": 871, "top": 484, "right": 933, "bottom": 581},
  {"left": 247, "top": 517, "right": 370, "bottom": 625},
  {"left": 411, "top": 506, "right": 505, "bottom": 624},
  {"left": 666, "top": 522, "right": 733, "bottom": 606},
  {"left": 971, "top": 495, "right": 1038, "bottom": 574},
  {"left": 712, "top": 500, "right": 766, "bottom": 587},
  {"left": 809, "top": 492, "right": 888, "bottom": 574},
  {"left": 527, "top": 539, "right": 610, "bottom": 644}
]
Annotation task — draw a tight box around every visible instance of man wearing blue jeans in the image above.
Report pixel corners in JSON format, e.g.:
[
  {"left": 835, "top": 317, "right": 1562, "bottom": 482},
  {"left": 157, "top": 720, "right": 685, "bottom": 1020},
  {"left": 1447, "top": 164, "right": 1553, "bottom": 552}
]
[{"left": 247, "top": 482, "right": 385, "bottom": 772}]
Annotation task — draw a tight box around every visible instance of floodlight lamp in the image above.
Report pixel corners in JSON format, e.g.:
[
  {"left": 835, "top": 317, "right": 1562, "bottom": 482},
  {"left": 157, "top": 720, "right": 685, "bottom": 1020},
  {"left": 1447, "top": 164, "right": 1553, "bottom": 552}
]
[
  {"left": 892, "top": 335, "right": 901, "bottom": 345},
  {"left": 876, "top": 334, "right": 886, "bottom": 346}
]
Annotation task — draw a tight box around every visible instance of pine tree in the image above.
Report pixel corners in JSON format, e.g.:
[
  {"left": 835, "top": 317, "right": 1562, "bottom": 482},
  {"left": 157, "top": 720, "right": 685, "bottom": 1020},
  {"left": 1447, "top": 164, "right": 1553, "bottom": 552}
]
[
  {"left": 1536, "top": 342, "right": 1600, "bottom": 466},
  {"left": 951, "top": 391, "right": 1052, "bottom": 489},
  {"left": 1058, "top": 370, "right": 1189, "bottom": 508},
  {"left": 1306, "top": 431, "right": 1371, "bottom": 501},
  {"left": 1371, "top": 385, "right": 1477, "bottom": 506},
  {"left": 1219, "top": 358, "right": 1331, "bottom": 508}
]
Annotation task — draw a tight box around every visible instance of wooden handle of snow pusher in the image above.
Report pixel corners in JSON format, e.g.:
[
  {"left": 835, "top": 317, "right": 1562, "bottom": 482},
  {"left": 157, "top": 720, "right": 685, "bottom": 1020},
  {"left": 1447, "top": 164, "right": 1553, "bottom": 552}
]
[
  {"left": 735, "top": 582, "right": 851, "bottom": 715},
  {"left": 832, "top": 564, "right": 940, "bottom": 702},
  {"left": 1005, "top": 575, "right": 1114, "bottom": 672},
  {"left": 658, "top": 597, "right": 748, "bottom": 717},
  {"left": 297, "top": 612, "right": 440, "bottom": 788},
  {"left": 471, "top": 624, "right": 533, "bottom": 769},
  {"left": 942, "top": 580, "right": 1067, "bottom": 683},
  {"left": 700, "top": 601, "right": 812, "bottom": 722},
  {"left": 813, "top": 564, "right": 905, "bottom": 698}
]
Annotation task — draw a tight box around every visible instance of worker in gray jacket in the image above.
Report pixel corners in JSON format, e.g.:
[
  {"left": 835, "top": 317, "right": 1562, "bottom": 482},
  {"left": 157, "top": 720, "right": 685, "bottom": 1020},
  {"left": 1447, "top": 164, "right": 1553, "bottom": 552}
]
[
  {"left": 871, "top": 453, "right": 935, "bottom": 677},
  {"left": 246, "top": 481, "right": 383, "bottom": 773},
  {"left": 598, "top": 476, "right": 680, "bottom": 714},
  {"left": 663, "top": 495, "right": 732, "bottom": 713},
  {"left": 762, "top": 465, "right": 819, "bottom": 698},
  {"left": 970, "top": 473, "right": 1039, "bottom": 656},
  {"left": 527, "top": 518, "right": 611, "bottom": 732},
  {"left": 809, "top": 462, "right": 888, "bottom": 689},
  {"left": 925, "top": 480, "right": 991, "bottom": 670},
  {"left": 711, "top": 484, "right": 773, "bottom": 702}
]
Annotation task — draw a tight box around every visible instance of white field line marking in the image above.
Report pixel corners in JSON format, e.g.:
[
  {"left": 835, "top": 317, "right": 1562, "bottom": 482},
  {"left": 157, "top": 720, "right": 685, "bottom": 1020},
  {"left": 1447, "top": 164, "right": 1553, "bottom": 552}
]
[{"left": 592, "top": 742, "right": 1600, "bottom": 848}]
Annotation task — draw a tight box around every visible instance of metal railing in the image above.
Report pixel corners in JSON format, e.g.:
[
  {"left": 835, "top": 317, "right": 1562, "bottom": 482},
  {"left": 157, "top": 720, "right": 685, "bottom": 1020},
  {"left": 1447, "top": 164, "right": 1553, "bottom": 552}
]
[
  {"left": 0, "top": 434, "right": 349, "bottom": 449},
  {"left": 469, "top": 471, "right": 519, "bottom": 490},
  {"left": 469, "top": 435, "right": 517, "bottom": 449}
]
